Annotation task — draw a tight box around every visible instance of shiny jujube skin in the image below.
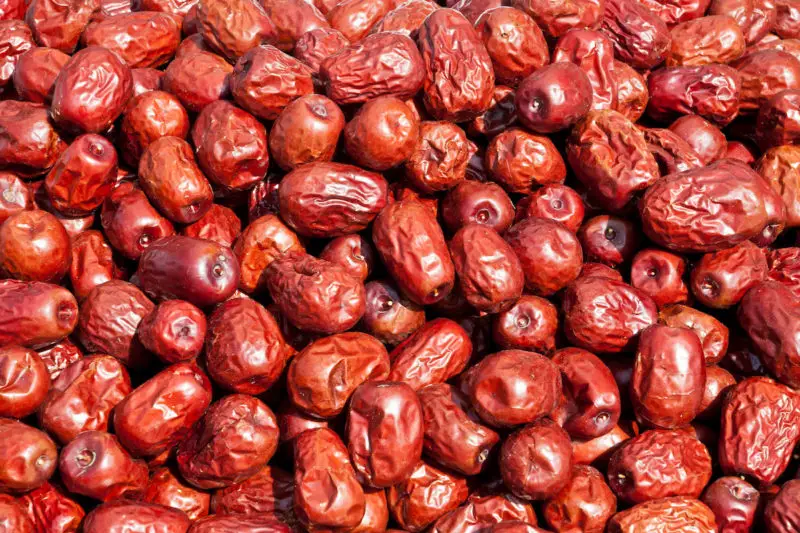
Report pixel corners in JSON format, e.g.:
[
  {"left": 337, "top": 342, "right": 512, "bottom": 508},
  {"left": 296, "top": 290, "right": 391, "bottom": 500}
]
[
  {"left": 606, "top": 496, "right": 718, "bottom": 533},
  {"left": 36, "top": 338, "right": 83, "bottom": 381},
  {"left": 38, "top": 355, "right": 131, "bottom": 444},
  {"left": 80, "top": 11, "right": 181, "bottom": 69},
  {"left": 515, "top": 62, "right": 594, "bottom": 133},
  {"left": 58, "top": 430, "right": 149, "bottom": 502},
  {"left": 669, "top": 114, "right": 728, "bottom": 165},
  {"left": 182, "top": 204, "right": 242, "bottom": 248},
  {"left": 113, "top": 363, "right": 212, "bottom": 458},
  {"left": 646, "top": 64, "right": 742, "bottom": 125},
  {"left": 136, "top": 235, "right": 240, "bottom": 308},
  {"left": 630, "top": 249, "right": 689, "bottom": 308},
  {"left": 69, "top": 230, "right": 119, "bottom": 302},
  {"left": 17, "top": 481, "right": 85, "bottom": 533},
  {"left": 658, "top": 304, "right": 729, "bottom": 364},
  {"left": 287, "top": 332, "right": 390, "bottom": 418},
  {"left": 120, "top": 90, "right": 189, "bottom": 167},
  {"left": 293, "top": 428, "right": 366, "bottom": 529},
  {"left": 361, "top": 280, "right": 426, "bottom": 346},
  {"left": 0, "top": 210, "right": 70, "bottom": 283},
  {"left": 162, "top": 51, "right": 233, "bottom": 113},
  {"left": 404, "top": 121, "right": 476, "bottom": 194},
  {"left": 492, "top": 295, "right": 558, "bottom": 353},
  {"left": 0, "top": 418, "right": 57, "bottom": 493},
  {"left": 0, "top": 280, "right": 78, "bottom": 350},
  {"left": 12, "top": 46, "right": 69, "bottom": 104},
  {"left": 233, "top": 214, "right": 304, "bottom": 294},
  {"left": 144, "top": 466, "right": 210, "bottom": 521},
  {"left": 269, "top": 94, "right": 344, "bottom": 171},
  {"left": 542, "top": 465, "right": 616, "bottom": 533},
  {"left": 429, "top": 492, "right": 537, "bottom": 533},
  {"left": 344, "top": 95, "right": 420, "bottom": 171},
  {"left": 0, "top": 345, "right": 50, "bottom": 419},
  {"left": 515, "top": 184, "right": 585, "bottom": 232},
  {"left": 137, "top": 300, "right": 207, "bottom": 364},
  {"left": 690, "top": 241, "right": 767, "bottom": 308},
  {"left": 701, "top": 476, "right": 760, "bottom": 533},
  {"left": 0, "top": 100, "right": 65, "bottom": 177},
  {"left": 631, "top": 325, "right": 706, "bottom": 428},
  {"left": 346, "top": 381, "right": 424, "bottom": 488},
  {"left": 176, "top": 394, "right": 280, "bottom": 489},
  {"left": 578, "top": 215, "right": 640, "bottom": 267},
  {"left": 81, "top": 501, "right": 191, "bottom": 533}
]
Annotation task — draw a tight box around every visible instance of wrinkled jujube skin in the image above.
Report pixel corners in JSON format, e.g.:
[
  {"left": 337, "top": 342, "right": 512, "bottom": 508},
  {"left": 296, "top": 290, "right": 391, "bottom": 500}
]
[
  {"left": 504, "top": 217, "right": 583, "bottom": 296},
  {"left": 567, "top": 110, "right": 660, "bottom": 211},
  {"left": 130, "top": 67, "right": 165, "bottom": 96},
  {"left": 511, "top": 0, "right": 604, "bottom": 39},
  {"left": 580, "top": 262, "right": 624, "bottom": 281},
  {"left": 344, "top": 95, "right": 420, "bottom": 171},
  {"left": 387, "top": 461, "right": 469, "bottom": 532},
  {"left": 733, "top": 49, "right": 800, "bottom": 114},
  {"left": 294, "top": 428, "right": 366, "bottom": 529},
  {"left": 429, "top": 492, "right": 538, "bottom": 533},
  {"left": 709, "top": 0, "right": 776, "bottom": 44},
  {"left": 702, "top": 476, "right": 760, "bottom": 533},
  {"left": 269, "top": 94, "right": 344, "bottom": 171},
  {"left": 0, "top": 418, "right": 56, "bottom": 493},
  {"left": 346, "top": 381, "right": 424, "bottom": 487},
  {"left": 0, "top": 344, "right": 49, "bottom": 419},
  {"left": 18, "top": 481, "right": 85, "bottom": 533},
  {"left": 542, "top": 465, "right": 616, "bottom": 533},
  {"left": 77, "top": 280, "right": 154, "bottom": 367},
  {"left": 738, "top": 281, "right": 800, "bottom": 389},
  {"left": 492, "top": 294, "right": 558, "bottom": 353},
  {"left": 137, "top": 235, "right": 239, "bottom": 308},
  {"left": 417, "top": 9, "right": 495, "bottom": 122},
  {"left": 50, "top": 46, "right": 133, "bottom": 134},
  {"left": 82, "top": 500, "right": 191, "bottom": 533},
  {"left": 463, "top": 349, "right": 561, "bottom": 427},
  {"left": 0, "top": 20, "right": 32, "bottom": 89},
  {"left": 191, "top": 100, "right": 268, "bottom": 192},
  {"left": 757, "top": 144, "right": 800, "bottom": 228},
  {"left": 719, "top": 376, "right": 800, "bottom": 486},
  {"left": 475, "top": 7, "right": 548, "bottom": 87},
  {"left": 39, "top": 355, "right": 131, "bottom": 444},
  {"left": 449, "top": 224, "right": 523, "bottom": 313},
  {"left": 362, "top": 280, "right": 426, "bottom": 347},
  {"left": 294, "top": 26, "right": 349, "bottom": 73},
  {"left": 690, "top": 241, "right": 767, "bottom": 309},
  {"left": 641, "top": 126, "right": 705, "bottom": 176},
  {"left": 646, "top": 64, "right": 742, "bottom": 125},
  {"left": 668, "top": 15, "right": 746, "bottom": 66},
  {"left": 196, "top": 0, "right": 277, "bottom": 61},
  {"left": 278, "top": 161, "right": 387, "bottom": 239},
  {"left": 326, "top": 0, "right": 391, "bottom": 41},
  {"left": 571, "top": 423, "right": 631, "bottom": 466},
  {"left": 578, "top": 215, "right": 640, "bottom": 267},
  {"left": 81, "top": 11, "right": 181, "bottom": 69},
  {"left": 25, "top": 0, "right": 97, "bottom": 54},
  {"left": 205, "top": 297, "right": 289, "bottom": 395},
  {"left": 763, "top": 478, "right": 800, "bottom": 533},
  {"left": 658, "top": 306, "right": 728, "bottom": 364},
  {"left": 500, "top": 419, "right": 573, "bottom": 501},
  {"left": 552, "top": 347, "right": 621, "bottom": 440},
  {"left": 767, "top": 247, "right": 800, "bottom": 297},
  {"left": 0, "top": 280, "right": 78, "bottom": 350},
  {"left": 417, "top": 383, "right": 499, "bottom": 476},
  {"left": 261, "top": 0, "right": 329, "bottom": 52},
  {"left": 486, "top": 128, "right": 566, "bottom": 195},
  {"left": 756, "top": 89, "right": 800, "bottom": 150},
  {"left": 138, "top": 300, "right": 207, "bottom": 364},
  {"left": 230, "top": 45, "right": 313, "bottom": 121},
  {"left": 630, "top": 249, "right": 689, "bottom": 308},
  {"left": 176, "top": 394, "right": 279, "bottom": 490},
  {"left": 210, "top": 465, "right": 295, "bottom": 521},
  {"left": 370, "top": 0, "right": 438, "bottom": 37},
  {"left": 232, "top": 214, "right": 303, "bottom": 294},
  {"left": 144, "top": 466, "right": 210, "bottom": 521},
  {"left": 563, "top": 276, "right": 658, "bottom": 353},
  {"left": 182, "top": 204, "right": 241, "bottom": 248},
  {"left": 320, "top": 32, "right": 424, "bottom": 105},
  {"left": 189, "top": 514, "right": 294, "bottom": 532},
  {"left": 287, "top": 332, "right": 390, "bottom": 418},
  {"left": 470, "top": 84, "right": 519, "bottom": 138},
  {"left": 388, "top": 318, "right": 472, "bottom": 391},
  {"left": 162, "top": 50, "right": 233, "bottom": 113},
  {"left": 59, "top": 430, "right": 148, "bottom": 501},
  {"left": 0, "top": 209, "right": 69, "bottom": 283},
  {"left": 44, "top": 134, "right": 117, "bottom": 217},
  {"left": 640, "top": 159, "right": 783, "bottom": 253},
  {"left": 0, "top": 172, "right": 32, "bottom": 225},
  {"left": 631, "top": 324, "right": 706, "bottom": 428},
  {"left": 601, "top": 0, "right": 671, "bottom": 69},
  {"left": 373, "top": 199, "right": 455, "bottom": 305},
  {"left": 607, "top": 496, "right": 718, "bottom": 533},
  {"left": 100, "top": 181, "right": 175, "bottom": 261},
  {"left": 608, "top": 429, "right": 712, "bottom": 503},
  {"left": 0, "top": 100, "right": 65, "bottom": 177},
  {"left": 404, "top": 121, "right": 475, "bottom": 194},
  {"left": 36, "top": 338, "right": 83, "bottom": 381},
  {"left": 264, "top": 252, "right": 365, "bottom": 334},
  {"left": 120, "top": 90, "right": 189, "bottom": 167},
  {"left": 113, "top": 363, "right": 212, "bottom": 458},
  {"left": 0, "top": 0, "right": 24, "bottom": 21},
  {"left": 515, "top": 62, "right": 593, "bottom": 133}
]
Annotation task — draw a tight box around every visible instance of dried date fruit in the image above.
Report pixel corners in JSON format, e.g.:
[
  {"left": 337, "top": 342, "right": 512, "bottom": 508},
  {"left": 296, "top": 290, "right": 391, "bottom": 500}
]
[
  {"left": 196, "top": 0, "right": 277, "bottom": 61},
  {"left": 606, "top": 496, "right": 718, "bottom": 533},
  {"left": 269, "top": 94, "right": 344, "bottom": 171},
  {"left": 601, "top": 0, "right": 671, "bottom": 69},
  {"left": 702, "top": 476, "right": 760, "bottom": 533},
  {"left": 542, "top": 465, "right": 616, "bottom": 533},
  {"left": 0, "top": 280, "right": 78, "bottom": 350},
  {"left": 690, "top": 241, "right": 767, "bottom": 309},
  {"left": 646, "top": 64, "right": 742, "bottom": 125},
  {"left": 0, "top": 418, "right": 56, "bottom": 493},
  {"left": 387, "top": 461, "right": 469, "bottom": 532},
  {"left": 418, "top": 9, "right": 495, "bottom": 121},
  {"left": 81, "top": 11, "right": 181, "bottom": 69}
]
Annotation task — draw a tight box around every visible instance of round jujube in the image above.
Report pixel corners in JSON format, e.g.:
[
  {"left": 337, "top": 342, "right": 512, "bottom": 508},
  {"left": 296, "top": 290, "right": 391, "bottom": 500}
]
[{"left": 0, "top": 210, "right": 70, "bottom": 283}]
